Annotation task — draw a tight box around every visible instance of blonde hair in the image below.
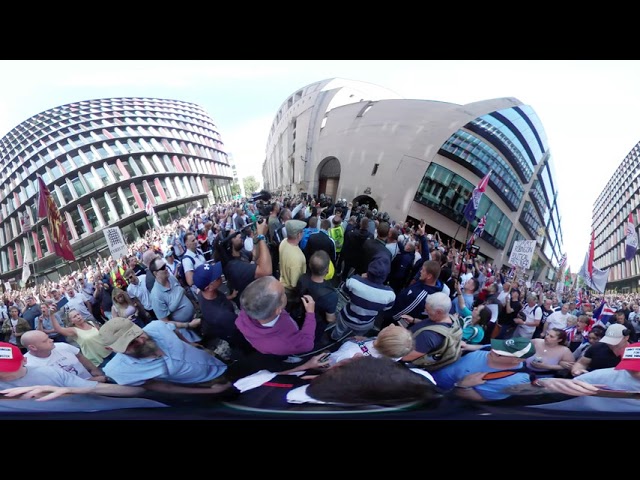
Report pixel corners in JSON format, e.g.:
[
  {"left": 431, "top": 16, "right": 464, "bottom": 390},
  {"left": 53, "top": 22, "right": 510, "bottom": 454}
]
[{"left": 373, "top": 326, "right": 415, "bottom": 358}]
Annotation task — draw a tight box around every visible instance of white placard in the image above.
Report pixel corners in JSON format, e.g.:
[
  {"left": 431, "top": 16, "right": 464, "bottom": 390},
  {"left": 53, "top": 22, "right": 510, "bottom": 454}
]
[
  {"left": 4, "top": 282, "right": 11, "bottom": 292},
  {"left": 508, "top": 240, "right": 537, "bottom": 269},
  {"left": 103, "top": 227, "right": 128, "bottom": 261}
]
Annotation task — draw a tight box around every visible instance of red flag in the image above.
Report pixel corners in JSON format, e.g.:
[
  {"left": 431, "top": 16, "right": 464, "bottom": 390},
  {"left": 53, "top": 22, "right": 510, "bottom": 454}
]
[
  {"left": 37, "top": 176, "right": 76, "bottom": 261},
  {"left": 587, "top": 230, "right": 595, "bottom": 278}
]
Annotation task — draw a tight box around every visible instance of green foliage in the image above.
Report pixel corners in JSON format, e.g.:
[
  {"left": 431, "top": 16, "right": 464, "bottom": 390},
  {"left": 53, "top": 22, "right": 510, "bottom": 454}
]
[{"left": 243, "top": 176, "right": 260, "bottom": 195}]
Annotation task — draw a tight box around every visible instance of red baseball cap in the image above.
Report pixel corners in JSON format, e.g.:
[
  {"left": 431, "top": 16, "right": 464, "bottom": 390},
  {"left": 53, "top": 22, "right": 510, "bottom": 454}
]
[{"left": 0, "top": 342, "right": 24, "bottom": 373}]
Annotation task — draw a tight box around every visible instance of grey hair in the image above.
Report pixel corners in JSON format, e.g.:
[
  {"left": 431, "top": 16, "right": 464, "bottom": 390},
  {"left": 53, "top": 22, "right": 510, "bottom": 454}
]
[
  {"left": 240, "top": 277, "right": 283, "bottom": 321},
  {"left": 425, "top": 291, "right": 451, "bottom": 315}
]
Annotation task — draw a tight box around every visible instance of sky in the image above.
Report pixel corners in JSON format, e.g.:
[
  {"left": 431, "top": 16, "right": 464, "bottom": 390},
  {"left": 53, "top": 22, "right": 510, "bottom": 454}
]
[{"left": 1, "top": 60, "right": 639, "bottom": 272}]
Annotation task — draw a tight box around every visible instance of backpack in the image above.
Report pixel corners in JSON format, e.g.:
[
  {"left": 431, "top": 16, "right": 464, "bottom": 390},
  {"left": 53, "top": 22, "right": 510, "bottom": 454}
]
[
  {"left": 410, "top": 317, "right": 463, "bottom": 371},
  {"left": 175, "top": 254, "right": 195, "bottom": 288}
]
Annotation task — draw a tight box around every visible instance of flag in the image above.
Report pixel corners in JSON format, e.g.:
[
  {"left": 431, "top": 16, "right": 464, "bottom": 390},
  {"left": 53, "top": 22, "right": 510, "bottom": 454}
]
[
  {"left": 578, "top": 230, "right": 609, "bottom": 294},
  {"left": 473, "top": 215, "right": 487, "bottom": 237},
  {"left": 592, "top": 300, "right": 616, "bottom": 326},
  {"left": 145, "top": 198, "right": 155, "bottom": 216},
  {"left": 463, "top": 171, "right": 491, "bottom": 223},
  {"left": 21, "top": 244, "right": 32, "bottom": 285},
  {"left": 625, "top": 212, "right": 638, "bottom": 261},
  {"left": 557, "top": 253, "right": 567, "bottom": 279},
  {"left": 37, "top": 176, "right": 76, "bottom": 261}
]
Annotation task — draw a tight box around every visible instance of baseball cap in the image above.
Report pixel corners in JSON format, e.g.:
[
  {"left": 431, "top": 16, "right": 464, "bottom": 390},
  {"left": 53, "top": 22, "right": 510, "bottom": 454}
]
[
  {"left": 193, "top": 262, "right": 223, "bottom": 290},
  {"left": 490, "top": 337, "right": 535, "bottom": 359},
  {"left": 0, "top": 342, "right": 24, "bottom": 372},
  {"left": 98, "top": 317, "right": 144, "bottom": 353},
  {"left": 164, "top": 248, "right": 174, "bottom": 258},
  {"left": 599, "top": 323, "right": 628, "bottom": 345},
  {"left": 615, "top": 343, "right": 640, "bottom": 372},
  {"left": 285, "top": 219, "right": 306, "bottom": 237}
]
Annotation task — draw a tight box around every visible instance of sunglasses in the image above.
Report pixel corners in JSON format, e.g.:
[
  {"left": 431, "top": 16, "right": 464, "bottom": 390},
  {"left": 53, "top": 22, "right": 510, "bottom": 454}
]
[{"left": 153, "top": 264, "right": 167, "bottom": 272}]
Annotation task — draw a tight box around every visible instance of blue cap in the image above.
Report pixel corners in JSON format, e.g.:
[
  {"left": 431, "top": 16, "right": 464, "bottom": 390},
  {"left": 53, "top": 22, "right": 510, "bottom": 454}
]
[{"left": 193, "top": 262, "right": 223, "bottom": 290}]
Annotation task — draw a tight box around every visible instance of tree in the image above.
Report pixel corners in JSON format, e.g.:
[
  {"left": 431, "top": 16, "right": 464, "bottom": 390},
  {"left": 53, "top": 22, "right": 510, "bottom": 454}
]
[
  {"left": 243, "top": 176, "right": 260, "bottom": 196},
  {"left": 230, "top": 182, "right": 241, "bottom": 197}
]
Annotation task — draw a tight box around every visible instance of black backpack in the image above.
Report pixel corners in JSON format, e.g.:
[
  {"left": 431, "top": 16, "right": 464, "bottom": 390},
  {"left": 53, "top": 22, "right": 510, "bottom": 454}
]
[{"left": 175, "top": 254, "right": 194, "bottom": 289}]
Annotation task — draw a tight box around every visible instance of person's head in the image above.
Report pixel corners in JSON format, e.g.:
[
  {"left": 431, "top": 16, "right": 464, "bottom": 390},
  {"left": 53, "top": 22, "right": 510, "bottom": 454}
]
[
  {"left": 366, "top": 255, "right": 390, "bottom": 285},
  {"left": 600, "top": 323, "right": 630, "bottom": 347},
  {"left": 231, "top": 232, "right": 244, "bottom": 252},
  {"left": 127, "top": 256, "right": 138, "bottom": 269},
  {"left": 240, "top": 276, "right": 286, "bottom": 322},
  {"left": 373, "top": 325, "right": 414, "bottom": 358},
  {"left": 193, "top": 262, "right": 224, "bottom": 292},
  {"left": 526, "top": 293, "right": 537, "bottom": 306},
  {"left": 359, "top": 217, "right": 369, "bottom": 230},
  {"left": 332, "top": 215, "right": 342, "bottom": 227},
  {"left": 376, "top": 221, "right": 390, "bottom": 240},
  {"left": 559, "top": 302, "right": 570, "bottom": 315},
  {"left": 489, "top": 337, "right": 535, "bottom": 366},
  {"left": 419, "top": 260, "right": 441, "bottom": 285},
  {"left": 544, "top": 328, "right": 567, "bottom": 345},
  {"left": 0, "top": 342, "right": 26, "bottom": 377},
  {"left": 98, "top": 316, "right": 156, "bottom": 358},
  {"left": 141, "top": 248, "right": 160, "bottom": 268},
  {"left": 164, "top": 249, "right": 175, "bottom": 262},
  {"left": 66, "top": 287, "right": 76, "bottom": 298},
  {"left": 306, "top": 355, "right": 439, "bottom": 406},
  {"left": 149, "top": 258, "right": 169, "bottom": 282},
  {"left": 40, "top": 302, "right": 51, "bottom": 315},
  {"left": 124, "top": 269, "right": 139, "bottom": 285},
  {"left": 472, "top": 305, "right": 492, "bottom": 326},
  {"left": 184, "top": 232, "right": 198, "bottom": 252},
  {"left": 285, "top": 219, "right": 306, "bottom": 241},
  {"left": 309, "top": 250, "right": 330, "bottom": 278},
  {"left": 615, "top": 311, "right": 626, "bottom": 324},
  {"left": 67, "top": 309, "right": 85, "bottom": 326},
  {"left": 307, "top": 216, "right": 318, "bottom": 229},
  {"left": 20, "top": 330, "right": 54, "bottom": 355},
  {"left": 404, "top": 240, "right": 416, "bottom": 253},
  {"left": 111, "top": 287, "right": 130, "bottom": 305},
  {"left": 318, "top": 218, "right": 330, "bottom": 232},
  {"left": 50, "top": 289, "right": 61, "bottom": 301},
  {"left": 424, "top": 292, "right": 452, "bottom": 322},
  {"left": 588, "top": 326, "right": 606, "bottom": 345},
  {"left": 25, "top": 296, "right": 36, "bottom": 307},
  {"left": 464, "top": 278, "right": 479, "bottom": 293}
]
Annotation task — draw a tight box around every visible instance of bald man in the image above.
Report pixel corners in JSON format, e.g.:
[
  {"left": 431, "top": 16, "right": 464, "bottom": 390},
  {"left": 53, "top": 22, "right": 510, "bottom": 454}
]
[{"left": 21, "top": 330, "right": 106, "bottom": 382}]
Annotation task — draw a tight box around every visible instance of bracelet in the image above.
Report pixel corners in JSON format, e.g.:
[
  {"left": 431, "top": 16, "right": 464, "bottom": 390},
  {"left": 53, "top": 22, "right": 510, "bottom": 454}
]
[
  {"left": 453, "top": 382, "right": 473, "bottom": 390},
  {"left": 255, "top": 234, "right": 266, "bottom": 243}
]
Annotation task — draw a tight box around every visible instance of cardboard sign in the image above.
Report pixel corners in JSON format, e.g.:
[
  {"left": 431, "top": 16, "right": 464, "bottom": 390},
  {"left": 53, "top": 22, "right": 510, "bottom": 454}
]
[
  {"left": 508, "top": 240, "right": 537, "bottom": 269},
  {"left": 103, "top": 227, "right": 128, "bottom": 261}
]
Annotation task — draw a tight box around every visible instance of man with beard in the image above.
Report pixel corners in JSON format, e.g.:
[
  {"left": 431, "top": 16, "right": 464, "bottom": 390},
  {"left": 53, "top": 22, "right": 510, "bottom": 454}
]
[{"left": 99, "top": 317, "right": 230, "bottom": 392}]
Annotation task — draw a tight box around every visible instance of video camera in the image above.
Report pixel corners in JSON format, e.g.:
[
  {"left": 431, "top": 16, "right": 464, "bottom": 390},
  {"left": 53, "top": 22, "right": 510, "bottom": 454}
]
[{"left": 250, "top": 189, "right": 274, "bottom": 218}]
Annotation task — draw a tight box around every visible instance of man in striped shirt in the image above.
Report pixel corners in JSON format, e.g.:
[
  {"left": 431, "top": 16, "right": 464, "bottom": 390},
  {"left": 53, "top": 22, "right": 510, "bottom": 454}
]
[{"left": 330, "top": 255, "right": 396, "bottom": 341}]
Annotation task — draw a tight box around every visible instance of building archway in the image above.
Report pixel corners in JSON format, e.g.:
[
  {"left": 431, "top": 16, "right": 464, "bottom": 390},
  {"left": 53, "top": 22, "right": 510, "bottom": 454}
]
[
  {"left": 352, "top": 195, "right": 378, "bottom": 211},
  {"left": 317, "top": 157, "right": 340, "bottom": 200}
]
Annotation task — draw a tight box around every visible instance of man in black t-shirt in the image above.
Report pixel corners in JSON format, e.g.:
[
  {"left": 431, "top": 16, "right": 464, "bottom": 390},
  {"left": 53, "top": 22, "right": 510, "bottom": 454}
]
[
  {"left": 571, "top": 323, "right": 629, "bottom": 376},
  {"left": 295, "top": 250, "right": 338, "bottom": 348}
]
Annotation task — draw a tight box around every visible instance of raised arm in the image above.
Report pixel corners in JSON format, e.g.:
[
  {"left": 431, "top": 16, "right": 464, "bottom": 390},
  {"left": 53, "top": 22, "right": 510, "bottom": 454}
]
[{"left": 49, "top": 310, "right": 77, "bottom": 338}]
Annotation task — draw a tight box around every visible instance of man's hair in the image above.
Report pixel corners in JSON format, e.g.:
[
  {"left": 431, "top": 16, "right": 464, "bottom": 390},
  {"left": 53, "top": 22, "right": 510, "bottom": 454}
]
[
  {"left": 306, "top": 356, "right": 439, "bottom": 406},
  {"left": 387, "top": 227, "right": 399, "bottom": 241},
  {"left": 477, "top": 306, "right": 492, "bottom": 326},
  {"left": 184, "top": 232, "right": 196, "bottom": 244},
  {"left": 142, "top": 248, "right": 159, "bottom": 268},
  {"left": 123, "top": 268, "right": 136, "bottom": 278},
  {"left": 374, "top": 327, "right": 414, "bottom": 358},
  {"left": 360, "top": 218, "right": 369, "bottom": 229},
  {"left": 376, "top": 221, "right": 390, "bottom": 239},
  {"left": 320, "top": 219, "right": 331, "bottom": 231},
  {"left": 425, "top": 291, "right": 451, "bottom": 316},
  {"left": 422, "top": 260, "right": 442, "bottom": 281},
  {"left": 240, "top": 277, "right": 283, "bottom": 321},
  {"left": 149, "top": 257, "right": 163, "bottom": 274},
  {"left": 309, "top": 250, "right": 330, "bottom": 277},
  {"left": 308, "top": 216, "right": 318, "bottom": 229}
]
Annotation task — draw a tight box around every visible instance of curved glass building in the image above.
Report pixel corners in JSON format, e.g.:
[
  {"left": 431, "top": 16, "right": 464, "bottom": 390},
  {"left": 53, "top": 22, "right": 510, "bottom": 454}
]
[
  {"left": 0, "top": 97, "right": 234, "bottom": 283},
  {"left": 262, "top": 78, "right": 564, "bottom": 281}
]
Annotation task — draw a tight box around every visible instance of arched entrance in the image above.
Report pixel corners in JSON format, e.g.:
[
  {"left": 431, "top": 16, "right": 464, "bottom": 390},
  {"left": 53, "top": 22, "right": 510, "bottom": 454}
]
[
  {"left": 317, "top": 157, "right": 340, "bottom": 200},
  {"left": 352, "top": 195, "right": 378, "bottom": 211}
]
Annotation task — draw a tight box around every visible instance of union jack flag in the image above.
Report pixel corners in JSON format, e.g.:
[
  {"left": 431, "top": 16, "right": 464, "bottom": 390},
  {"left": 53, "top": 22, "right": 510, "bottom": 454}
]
[
  {"left": 473, "top": 215, "right": 487, "bottom": 237},
  {"left": 145, "top": 198, "right": 155, "bottom": 216}
]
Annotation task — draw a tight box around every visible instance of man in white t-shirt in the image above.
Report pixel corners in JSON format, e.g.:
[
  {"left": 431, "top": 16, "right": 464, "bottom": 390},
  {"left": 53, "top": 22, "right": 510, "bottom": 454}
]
[
  {"left": 64, "top": 286, "right": 97, "bottom": 323},
  {"left": 512, "top": 293, "right": 542, "bottom": 339},
  {"left": 542, "top": 302, "right": 571, "bottom": 336},
  {"left": 21, "top": 330, "right": 105, "bottom": 381}
]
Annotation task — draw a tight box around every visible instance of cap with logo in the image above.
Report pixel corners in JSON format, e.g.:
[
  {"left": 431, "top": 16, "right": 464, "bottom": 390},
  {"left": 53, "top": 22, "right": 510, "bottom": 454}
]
[
  {"left": 193, "top": 262, "right": 223, "bottom": 290},
  {"left": 615, "top": 342, "right": 640, "bottom": 372},
  {"left": 490, "top": 337, "right": 535, "bottom": 358},
  {"left": 0, "top": 342, "right": 24, "bottom": 372},
  {"left": 599, "top": 323, "right": 628, "bottom": 345}
]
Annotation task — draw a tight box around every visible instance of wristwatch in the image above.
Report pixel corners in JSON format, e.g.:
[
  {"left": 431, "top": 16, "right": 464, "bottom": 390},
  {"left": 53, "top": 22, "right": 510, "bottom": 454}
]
[{"left": 255, "top": 234, "right": 266, "bottom": 243}]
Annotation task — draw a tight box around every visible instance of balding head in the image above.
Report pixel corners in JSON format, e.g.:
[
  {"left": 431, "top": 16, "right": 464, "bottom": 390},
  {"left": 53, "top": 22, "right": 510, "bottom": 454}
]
[
  {"left": 141, "top": 249, "right": 160, "bottom": 268},
  {"left": 21, "top": 330, "right": 53, "bottom": 353}
]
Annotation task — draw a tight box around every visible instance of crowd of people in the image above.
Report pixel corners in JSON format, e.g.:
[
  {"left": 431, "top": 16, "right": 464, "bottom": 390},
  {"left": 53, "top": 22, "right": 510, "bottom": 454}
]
[{"left": 2, "top": 192, "right": 640, "bottom": 415}]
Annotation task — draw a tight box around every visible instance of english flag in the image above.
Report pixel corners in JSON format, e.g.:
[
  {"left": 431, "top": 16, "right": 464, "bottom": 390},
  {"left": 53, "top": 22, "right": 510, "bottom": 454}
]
[{"left": 463, "top": 171, "right": 491, "bottom": 224}]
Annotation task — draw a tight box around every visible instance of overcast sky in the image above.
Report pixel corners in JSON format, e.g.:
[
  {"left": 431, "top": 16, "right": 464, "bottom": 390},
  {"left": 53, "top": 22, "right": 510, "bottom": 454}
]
[{"left": 1, "top": 60, "right": 639, "bottom": 271}]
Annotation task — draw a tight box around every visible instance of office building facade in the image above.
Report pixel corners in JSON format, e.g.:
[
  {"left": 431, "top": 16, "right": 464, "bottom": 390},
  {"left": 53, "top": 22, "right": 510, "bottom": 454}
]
[
  {"left": 0, "top": 97, "right": 234, "bottom": 283},
  {"left": 593, "top": 141, "right": 640, "bottom": 292},
  {"left": 262, "top": 78, "right": 564, "bottom": 280}
]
